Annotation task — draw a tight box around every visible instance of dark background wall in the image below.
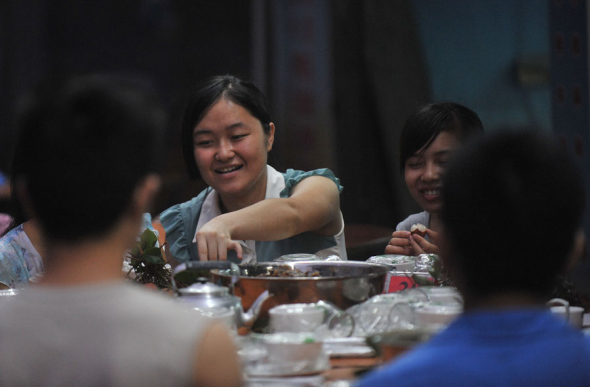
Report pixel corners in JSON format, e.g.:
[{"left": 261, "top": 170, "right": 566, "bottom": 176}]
[
  {"left": 1, "top": 0, "right": 586, "bottom": 259},
  {"left": 0, "top": 0, "right": 253, "bottom": 213}
]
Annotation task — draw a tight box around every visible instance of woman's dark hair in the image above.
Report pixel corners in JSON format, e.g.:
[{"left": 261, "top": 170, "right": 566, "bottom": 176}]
[
  {"left": 21, "top": 74, "right": 167, "bottom": 242},
  {"left": 181, "top": 75, "right": 272, "bottom": 180},
  {"left": 399, "top": 102, "right": 484, "bottom": 173}
]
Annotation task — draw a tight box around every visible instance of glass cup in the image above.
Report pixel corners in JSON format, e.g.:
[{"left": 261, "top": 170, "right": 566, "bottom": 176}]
[
  {"left": 269, "top": 301, "right": 355, "bottom": 338},
  {"left": 269, "top": 303, "right": 325, "bottom": 333},
  {"left": 547, "top": 298, "right": 584, "bottom": 329}
]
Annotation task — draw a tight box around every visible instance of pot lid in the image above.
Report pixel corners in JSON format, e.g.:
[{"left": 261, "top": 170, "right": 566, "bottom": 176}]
[{"left": 178, "top": 278, "right": 230, "bottom": 297}]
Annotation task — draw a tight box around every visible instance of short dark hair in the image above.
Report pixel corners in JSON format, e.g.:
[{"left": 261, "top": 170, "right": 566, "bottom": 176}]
[
  {"left": 181, "top": 74, "right": 272, "bottom": 180},
  {"left": 399, "top": 102, "right": 484, "bottom": 173},
  {"left": 441, "top": 130, "right": 585, "bottom": 298},
  {"left": 22, "top": 74, "right": 167, "bottom": 242}
]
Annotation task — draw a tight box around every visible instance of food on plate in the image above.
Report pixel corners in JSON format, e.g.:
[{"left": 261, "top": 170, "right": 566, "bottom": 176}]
[
  {"left": 256, "top": 266, "right": 321, "bottom": 278},
  {"left": 410, "top": 223, "right": 427, "bottom": 237}
]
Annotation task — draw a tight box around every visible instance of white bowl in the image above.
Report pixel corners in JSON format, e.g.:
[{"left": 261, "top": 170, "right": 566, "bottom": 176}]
[
  {"left": 269, "top": 303, "right": 325, "bottom": 333},
  {"left": 415, "top": 304, "right": 462, "bottom": 326},
  {"left": 551, "top": 306, "right": 584, "bottom": 329},
  {"left": 420, "top": 287, "right": 463, "bottom": 304},
  {"left": 261, "top": 332, "right": 323, "bottom": 363}
]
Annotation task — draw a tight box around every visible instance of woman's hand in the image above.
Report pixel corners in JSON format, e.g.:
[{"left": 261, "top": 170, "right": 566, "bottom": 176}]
[
  {"left": 385, "top": 229, "right": 439, "bottom": 256},
  {"left": 192, "top": 175, "right": 341, "bottom": 261},
  {"left": 409, "top": 228, "right": 440, "bottom": 255},
  {"left": 385, "top": 231, "right": 413, "bottom": 255},
  {"left": 195, "top": 217, "right": 243, "bottom": 261}
]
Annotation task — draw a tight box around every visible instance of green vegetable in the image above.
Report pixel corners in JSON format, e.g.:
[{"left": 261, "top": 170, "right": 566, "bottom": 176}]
[{"left": 127, "top": 229, "right": 171, "bottom": 290}]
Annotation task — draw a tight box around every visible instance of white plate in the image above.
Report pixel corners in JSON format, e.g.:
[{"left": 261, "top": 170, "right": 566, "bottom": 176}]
[
  {"left": 322, "top": 337, "right": 375, "bottom": 358},
  {"left": 244, "top": 375, "right": 325, "bottom": 386},
  {"left": 244, "top": 353, "right": 330, "bottom": 377}
]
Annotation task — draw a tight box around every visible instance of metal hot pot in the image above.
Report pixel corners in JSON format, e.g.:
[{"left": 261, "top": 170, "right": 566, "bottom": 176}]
[
  {"left": 214, "top": 261, "right": 388, "bottom": 328},
  {"left": 172, "top": 260, "right": 387, "bottom": 330}
]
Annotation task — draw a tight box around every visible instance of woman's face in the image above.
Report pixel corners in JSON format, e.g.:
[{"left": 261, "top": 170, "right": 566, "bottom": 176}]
[
  {"left": 193, "top": 98, "right": 274, "bottom": 206},
  {"left": 404, "top": 131, "right": 459, "bottom": 215}
]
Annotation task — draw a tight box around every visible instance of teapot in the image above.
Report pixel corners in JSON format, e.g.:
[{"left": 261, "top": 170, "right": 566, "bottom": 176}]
[{"left": 172, "top": 261, "right": 271, "bottom": 329}]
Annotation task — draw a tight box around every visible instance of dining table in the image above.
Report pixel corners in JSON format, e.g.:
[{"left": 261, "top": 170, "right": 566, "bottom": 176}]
[
  {"left": 242, "top": 313, "right": 590, "bottom": 386},
  {"left": 240, "top": 334, "right": 400, "bottom": 386},
  {"left": 323, "top": 355, "right": 382, "bottom": 382},
  {"left": 243, "top": 352, "right": 383, "bottom": 386}
]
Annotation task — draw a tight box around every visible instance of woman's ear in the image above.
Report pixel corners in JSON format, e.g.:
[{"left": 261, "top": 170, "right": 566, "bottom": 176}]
[{"left": 266, "top": 122, "right": 275, "bottom": 152}]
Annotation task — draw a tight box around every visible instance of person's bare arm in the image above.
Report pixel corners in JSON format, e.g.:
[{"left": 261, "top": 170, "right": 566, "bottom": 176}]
[
  {"left": 195, "top": 175, "right": 342, "bottom": 261},
  {"left": 193, "top": 323, "right": 242, "bottom": 386}
]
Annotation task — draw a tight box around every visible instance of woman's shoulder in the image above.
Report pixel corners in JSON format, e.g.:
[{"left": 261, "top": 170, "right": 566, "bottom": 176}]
[
  {"left": 281, "top": 168, "right": 343, "bottom": 197},
  {"left": 283, "top": 168, "right": 340, "bottom": 182},
  {"left": 160, "top": 189, "right": 211, "bottom": 226},
  {"left": 0, "top": 225, "right": 29, "bottom": 288},
  {"left": 158, "top": 188, "right": 212, "bottom": 263},
  {"left": 0, "top": 224, "right": 26, "bottom": 250}
]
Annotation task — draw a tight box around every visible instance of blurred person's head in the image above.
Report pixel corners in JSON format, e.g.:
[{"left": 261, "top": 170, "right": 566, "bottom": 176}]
[
  {"left": 399, "top": 102, "right": 484, "bottom": 215},
  {"left": 181, "top": 74, "right": 273, "bottom": 181},
  {"left": 440, "top": 130, "right": 585, "bottom": 303},
  {"left": 17, "top": 74, "right": 167, "bottom": 243}
]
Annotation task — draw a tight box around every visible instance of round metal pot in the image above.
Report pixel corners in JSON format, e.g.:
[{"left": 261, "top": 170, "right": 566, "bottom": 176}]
[{"left": 214, "top": 261, "right": 388, "bottom": 329}]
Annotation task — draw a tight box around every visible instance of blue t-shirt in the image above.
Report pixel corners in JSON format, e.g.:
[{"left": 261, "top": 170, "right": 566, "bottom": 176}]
[{"left": 358, "top": 308, "right": 590, "bottom": 386}]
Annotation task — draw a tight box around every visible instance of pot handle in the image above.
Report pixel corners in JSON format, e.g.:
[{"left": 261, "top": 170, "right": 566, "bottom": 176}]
[{"left": 171, "top": 261, "right": 240, "bottom": 290}]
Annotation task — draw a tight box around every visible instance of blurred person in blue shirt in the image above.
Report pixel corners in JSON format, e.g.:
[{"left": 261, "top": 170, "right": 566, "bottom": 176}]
[{"left": 360, "top": 130, "right": 589, "bottom": 387}]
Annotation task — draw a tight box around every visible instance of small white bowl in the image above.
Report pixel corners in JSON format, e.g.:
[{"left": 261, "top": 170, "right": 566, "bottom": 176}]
[
  {"left": 420, "top": 286, "right": 463, "bottom": 304},
  {"left": 269, "top": 303, "right": 325, "bottom": 333},
  {"left": 260, "top": 332, "right": 323, "bottom": 363},
  {"left": 551, "top": 306, "right": 584, "bottom": 329},
  {"left": 415, "top": 304, "right": 462, "bottom": 326}
]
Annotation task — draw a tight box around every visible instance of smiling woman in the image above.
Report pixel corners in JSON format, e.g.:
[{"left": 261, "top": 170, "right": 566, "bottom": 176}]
[
  {"left": 192, "top": 99, "right": 274, "bottom": 211},
  {"left": 158, "top": 75, "right": 347, "bottom": 264},
  {"left": 385, "top": 102, "right": 484, "bottom": 257}
]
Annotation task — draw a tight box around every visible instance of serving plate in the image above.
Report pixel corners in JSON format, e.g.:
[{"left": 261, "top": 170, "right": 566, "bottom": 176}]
[{"left": 244, "top": 354, "right": 330, "bottom": 377}]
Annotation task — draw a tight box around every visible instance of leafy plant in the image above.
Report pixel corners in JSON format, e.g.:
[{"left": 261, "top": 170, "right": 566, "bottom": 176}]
[{"left": 126, "top": 229, "right": 172, "bottom": 290}]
